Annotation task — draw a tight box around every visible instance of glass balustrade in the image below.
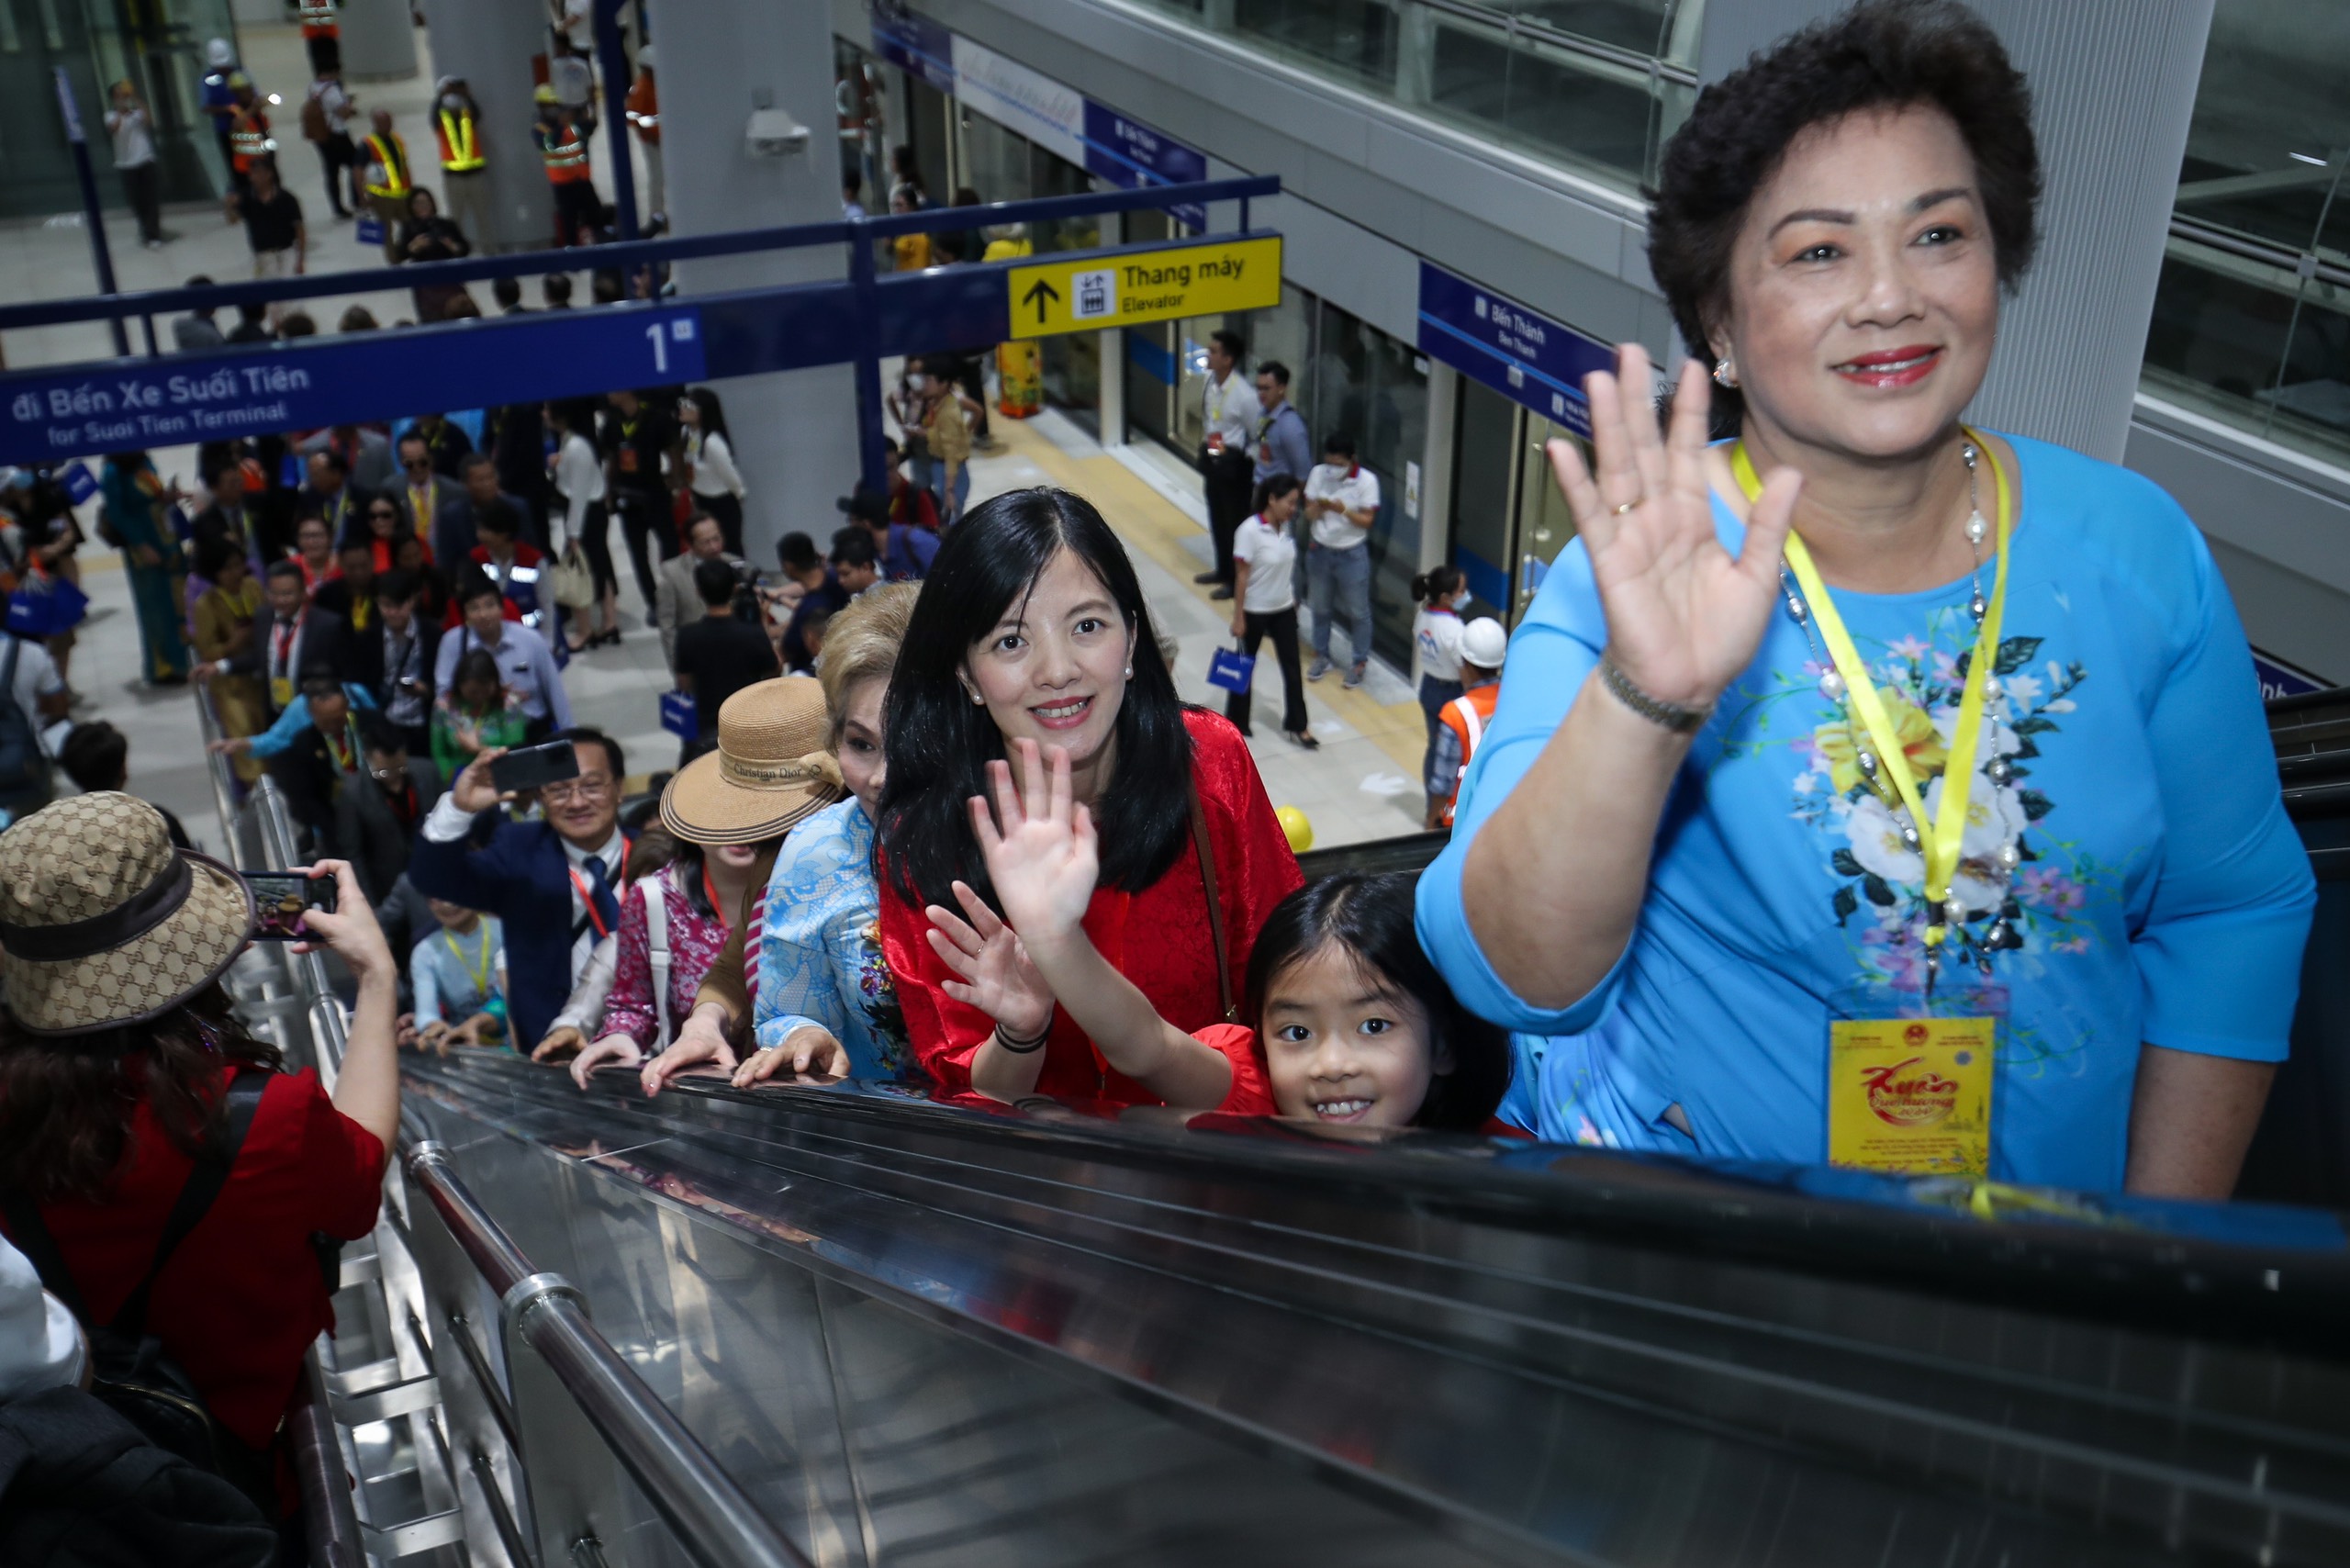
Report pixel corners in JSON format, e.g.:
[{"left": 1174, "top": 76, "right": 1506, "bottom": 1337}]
[
  {"left": 2143, "top": 0, "right": 2350, "bottom": 470},
  {"left": 1133, "top": 0, "right": 1702, "bottom": 188}
]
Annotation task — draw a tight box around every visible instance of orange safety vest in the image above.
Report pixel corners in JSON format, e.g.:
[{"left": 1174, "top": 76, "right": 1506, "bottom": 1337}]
[
  {"left": 364, "top": 131, "right": 409, "bottom": 197},
  {"left": 298, "top": 0, "right": 338, "bottom": 37},
  {"left": 436, "top": 106, "right": 484, "bottom": 172},
  {"left": 539, "top": 119, "right": 591, "bottom": 183},
  {"left": 229, "top": 107, "right": 269, "bottom": 171},
  {"left": 1436, "top": 681, "right": 1501, "bottom": 828}
]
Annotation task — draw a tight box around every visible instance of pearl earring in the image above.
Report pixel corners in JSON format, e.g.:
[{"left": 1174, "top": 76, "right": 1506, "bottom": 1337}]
[
  {"left": 1124, "top": 665, "right": 1134, "bottom": 680},
  {"left": 1713, "top": 357, "right": 1739, "bottom": 390}
]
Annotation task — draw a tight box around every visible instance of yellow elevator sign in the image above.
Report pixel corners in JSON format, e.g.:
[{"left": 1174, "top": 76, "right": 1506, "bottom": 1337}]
[{"left": 1006, "top": 236, "right": 1283, "bottom": 340}]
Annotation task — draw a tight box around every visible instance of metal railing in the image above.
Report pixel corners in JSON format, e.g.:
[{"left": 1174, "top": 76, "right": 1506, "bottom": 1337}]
[
  {"left": 197, "top": 682, "right": 809, "bottom": 1566},
  {"left": 404, "top": 1140, "right": 815, "bottom": 1568}
]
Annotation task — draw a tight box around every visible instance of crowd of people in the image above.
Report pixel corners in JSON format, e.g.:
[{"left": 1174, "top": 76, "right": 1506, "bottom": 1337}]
[
  {"left": 0, "top": 5, "right": 2320, "bottom": 1558},
  {"left": 174, "top": 5, "right": 662, "bottom": 311}
]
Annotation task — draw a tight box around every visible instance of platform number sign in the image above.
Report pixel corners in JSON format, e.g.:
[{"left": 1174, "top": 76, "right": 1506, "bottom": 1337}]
[{"left": 646, "top": 316, "right": 696, "bottom": 376}]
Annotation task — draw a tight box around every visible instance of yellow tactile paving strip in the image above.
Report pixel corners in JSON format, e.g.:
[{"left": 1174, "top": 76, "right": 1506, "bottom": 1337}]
[{"left": 983, "top": 416, "right": 1428, "bottom": 779}]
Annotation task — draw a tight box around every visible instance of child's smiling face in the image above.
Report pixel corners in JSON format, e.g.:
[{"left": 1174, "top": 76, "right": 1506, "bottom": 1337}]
[{"left": 1260, "top": 944, "right": 1450, "bottom": 1128}]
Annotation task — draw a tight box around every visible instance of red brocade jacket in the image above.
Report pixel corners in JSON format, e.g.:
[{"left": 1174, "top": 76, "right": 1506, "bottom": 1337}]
[{"left": 880, "top": 709, "right": 1304, "bottom": 1109}]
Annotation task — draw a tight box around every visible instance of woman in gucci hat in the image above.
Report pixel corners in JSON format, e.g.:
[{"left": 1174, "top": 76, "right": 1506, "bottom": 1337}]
[
  {"left": 0, "top": 793, "right": 398, "bottom": 1519},
  {"left": 558, "top": 671, "right": 849, "bottom": 1090}
]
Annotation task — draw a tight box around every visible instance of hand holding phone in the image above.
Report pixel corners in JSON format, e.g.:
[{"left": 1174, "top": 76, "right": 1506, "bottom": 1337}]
[
  {"left": 489, "top": 741, "right": 581, "bottom": 797},
  {"left": 243, "top": 870, "right": 339, "bottom": 940}
]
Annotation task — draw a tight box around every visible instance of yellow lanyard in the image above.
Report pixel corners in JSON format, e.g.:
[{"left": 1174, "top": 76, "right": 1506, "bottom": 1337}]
[
  {"left": 442, "top": 926, "right": 492, "bottom": 999},
  {"left": 1731, "top": 431, "right": 2013, "bottom": 948}
]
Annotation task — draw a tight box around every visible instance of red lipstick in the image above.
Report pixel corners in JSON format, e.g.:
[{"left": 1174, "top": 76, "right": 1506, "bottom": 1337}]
[{"left": 1833, "top": 344, "right": 1942, "bottom": 389}]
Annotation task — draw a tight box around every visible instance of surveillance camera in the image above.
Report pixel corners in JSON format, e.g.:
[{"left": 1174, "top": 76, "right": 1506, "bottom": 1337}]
[{"left": 744, "top": 107, "right": 809, "bottom": 158}]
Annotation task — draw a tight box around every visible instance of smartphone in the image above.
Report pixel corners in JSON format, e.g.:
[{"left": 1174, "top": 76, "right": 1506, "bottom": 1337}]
[
  {"left": 490, "top": 740, "right": 581, "bottom": 795},
  {"left": 244, "top": 871, "right": 338, "bottom": 941}
]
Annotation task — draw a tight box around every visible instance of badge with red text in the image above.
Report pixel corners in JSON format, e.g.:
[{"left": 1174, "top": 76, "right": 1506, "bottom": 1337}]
[{"left": 1827, "top": 1014, "right": 1995, "bottom": 1176}]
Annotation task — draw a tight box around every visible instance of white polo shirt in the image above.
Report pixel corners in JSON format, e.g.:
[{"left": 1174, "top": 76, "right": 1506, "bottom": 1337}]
[
  {"left": 1232, "top": 513, "right": 1297, "bottom": 615},
  {"left": 1305, "top": 462, "right": 1380, "bottom": 551}
]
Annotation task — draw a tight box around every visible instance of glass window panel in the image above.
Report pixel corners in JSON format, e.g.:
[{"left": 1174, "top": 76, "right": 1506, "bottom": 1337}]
[
  {"left": 1427, "top": 19, "right": 1659, "bottom": 185},
  {"left": 1493, "top": 1, "right": 1673, "bottom": 55},
  {"left": 1232, "top": 0, "right": 1399, "bottom": 90},
  {"left": 1449, "top": 379, "right": 1520, "bottom": 621},
  {"left": 1309, "top": 298, "right": 1427, "bottom": 670}
]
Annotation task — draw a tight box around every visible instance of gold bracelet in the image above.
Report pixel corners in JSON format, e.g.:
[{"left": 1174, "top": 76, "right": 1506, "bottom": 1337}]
[{"left": 1597, "top": 655, "right": 1713, "bottom": 734}]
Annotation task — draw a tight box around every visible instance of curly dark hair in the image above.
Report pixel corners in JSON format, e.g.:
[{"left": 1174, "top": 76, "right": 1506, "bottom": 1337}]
[
  {"left": 1648, "top": 0, "right": 2041, "bottom": 420},
  {"left": 0, "top": 984, "right": 284, "bottom": 1203}
]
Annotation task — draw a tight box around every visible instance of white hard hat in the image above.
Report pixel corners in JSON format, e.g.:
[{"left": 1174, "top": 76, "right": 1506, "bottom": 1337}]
[
  {"left": 206, "top": 38, "right": 233, "bottom": 68},
  {"left": 434, "top": 74, "right": 460, "bottom": 93},
  {"left": 636, "top": 45, "right": 655, "bottom": 70},
  {"left": 1460, "top": 617, "right": 1508, "bottom": 670}
]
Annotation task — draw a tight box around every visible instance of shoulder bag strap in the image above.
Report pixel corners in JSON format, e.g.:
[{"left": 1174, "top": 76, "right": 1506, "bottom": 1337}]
[
  {"left": 1188, "top": 784, "right": 1237, "bottom": 1023},
  {"left": 111, "top": 1070, "right": 266, "bottom": 1338},
  {"left": 1, "top": 1070, "right": 266, "bottom": 1336},
  {"left": 644, "top": 869, "right": 673, "bottom": 1045}
]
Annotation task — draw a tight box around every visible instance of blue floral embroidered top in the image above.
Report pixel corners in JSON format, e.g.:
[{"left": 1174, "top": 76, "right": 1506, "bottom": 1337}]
[
  {"left": 751, "top": 798, "right": 918, "bottom": 1082},
  {"left": 1419, "top": 433, "right": 2316, "bottom": 1192}
]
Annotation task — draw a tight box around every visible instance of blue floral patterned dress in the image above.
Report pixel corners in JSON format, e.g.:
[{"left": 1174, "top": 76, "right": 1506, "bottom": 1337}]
[{"left": 751, "top": 798, "right": 918, "bottom": 1082}]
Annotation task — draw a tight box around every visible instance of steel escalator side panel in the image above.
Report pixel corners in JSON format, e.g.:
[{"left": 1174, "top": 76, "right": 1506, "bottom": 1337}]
[{"left": 400, "top": 1054, "right": 2350, "bottom": 1566}]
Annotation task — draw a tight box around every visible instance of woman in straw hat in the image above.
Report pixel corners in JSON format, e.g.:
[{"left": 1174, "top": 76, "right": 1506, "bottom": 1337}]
[
  {"left": 565, "top": 665, "right": 850, "bottom": 1092},
  {"left": 559, "top": 826, "right": 781, "bottom": 1089},
  {"left": 0, "top": 795, "right": 397, "bottom": 1518},
  {"left": 641, "top": 585, "right": 922, "bottom": 1093}
]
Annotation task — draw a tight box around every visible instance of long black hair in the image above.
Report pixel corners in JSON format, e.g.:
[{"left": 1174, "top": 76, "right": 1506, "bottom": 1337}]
[
  {"left": 1243, "top": 872, "right": 1509, "bottom": 1132},
  {"left": 684, "top": 386, "right": 730, "bottom": 445},
  {"left": 0, "top": 984, "right": 283, "bottom": 1203},
  {"left": 879, "top": 487, "right": 1192, "bottom": 912}
]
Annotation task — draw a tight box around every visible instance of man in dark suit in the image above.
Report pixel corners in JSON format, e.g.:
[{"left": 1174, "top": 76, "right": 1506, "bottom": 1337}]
[
  {"left": 336, "top": 711, "right": 445, "bottom": 910},
  {"left": 263, "top": 666, "right": 364, "bottom": 851},
  {"left": 394, "top": 431, "right": 467, "bottom": 556},
  {"left": 485, "top": 402, "right": 549, "bottom": 547},
  {"left": 440, "top": 453, "right": 529, "bottom": 567},
  {"left": 408, "top": 728, "right": 632, "bottom": 1052},
  {"left": 212, "top": 560, "right": 344, "bottom": 718},
  {"left": 189, "top": 455, "right": 259, "bottom": 568},
  {"left": 352, "top": 568, "right": 439, "bottom": 755},
  {"left": 295, "top": 447, "right": 363, "bottom": 549}
]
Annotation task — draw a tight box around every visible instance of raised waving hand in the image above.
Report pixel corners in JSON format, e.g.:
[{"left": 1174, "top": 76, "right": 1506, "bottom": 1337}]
[
  {"left": 968, "top": 739, "right": 1097, "bottom": 946},
  {"left": 1548, "top": 346, "right": 1800, "bottom": 710}
]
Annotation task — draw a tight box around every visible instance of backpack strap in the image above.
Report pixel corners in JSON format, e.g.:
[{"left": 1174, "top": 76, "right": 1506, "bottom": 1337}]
[{"left": 0, "top": 1071, "right": 267, "bottom": 1337}]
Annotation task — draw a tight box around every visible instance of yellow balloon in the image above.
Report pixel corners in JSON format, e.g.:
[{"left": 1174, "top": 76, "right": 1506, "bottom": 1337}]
[{"left": 1275, "top": 805, "right": 1314, "bottom": 854}]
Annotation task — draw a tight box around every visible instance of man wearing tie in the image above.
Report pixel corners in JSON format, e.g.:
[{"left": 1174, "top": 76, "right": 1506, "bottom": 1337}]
[
  {"left": 408, "top": 728, "right": 631, "bottom": 1053},
  {"left": 395, "top": 431, "right": 465, "bottom": 554}
]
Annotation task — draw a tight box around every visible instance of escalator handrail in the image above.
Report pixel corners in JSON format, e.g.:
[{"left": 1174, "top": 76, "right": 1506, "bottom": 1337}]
[{"left": 402, "top": 1138, "right": 816, "bottom": 1568}]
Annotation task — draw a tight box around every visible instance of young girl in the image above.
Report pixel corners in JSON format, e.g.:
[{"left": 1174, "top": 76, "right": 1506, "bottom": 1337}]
[
  {"left": 928, "top": 740, "right": 1510, "bottom": 1128},
  {"left": 1410, "top": 565, "right": 1471, "bottom": 821}
]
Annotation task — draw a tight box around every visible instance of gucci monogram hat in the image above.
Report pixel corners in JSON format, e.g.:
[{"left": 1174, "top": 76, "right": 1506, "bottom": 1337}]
[
  {"left": 660, "top": 678, "right": 845, "bottom": 846},
  {"left": 0, "top": 792, "right": 253, "bottom": 1035}
]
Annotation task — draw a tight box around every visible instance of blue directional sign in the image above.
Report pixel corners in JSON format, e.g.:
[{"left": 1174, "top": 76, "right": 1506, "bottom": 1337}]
[
  {"left": 870, "top": 8, "right": 956, "bottom": 95},
  {"left": 1, "top": 304, "right": 707, "bottom": 465},
  {"left": 1416, "top": 263, "right": 1617, "bottom": 437},
  {"left": 0, "top": 228, "right": 1283, "bottom": 467},
  {"left": 2253, "top": 650, "right": 2327, "bottom": 701},
  {"left": 1082, "top": 104, "right": 1208, "bottom": 230}
]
